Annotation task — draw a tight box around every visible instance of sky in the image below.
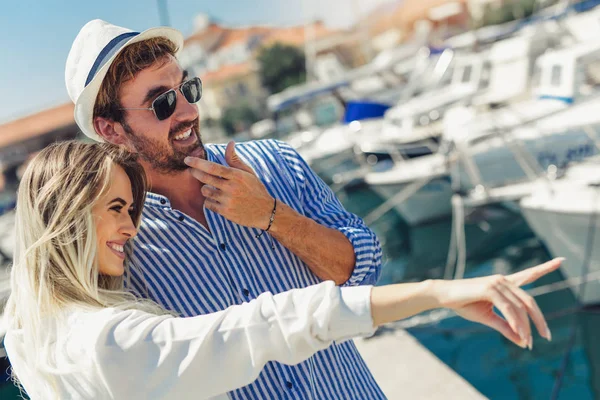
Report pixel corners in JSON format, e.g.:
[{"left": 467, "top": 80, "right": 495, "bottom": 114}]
[{"left": 0, "top": 0, "right": 393, "bottom": 123}]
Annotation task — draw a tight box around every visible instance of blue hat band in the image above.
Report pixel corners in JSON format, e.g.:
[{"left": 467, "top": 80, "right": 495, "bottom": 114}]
[{"left": 85, "top": 31, "right": 140, "bottom": 87}]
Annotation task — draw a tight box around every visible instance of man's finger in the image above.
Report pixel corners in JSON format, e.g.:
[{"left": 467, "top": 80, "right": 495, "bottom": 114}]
[
  {"left": 507, "top": 258, "right": 563, "bottom": 287},
  {"left": 201, "top": 185, "right": 224, "bottom": 202},
  {"left": 190, "top": 169, "right": 227, "bottom": 189},
  {"left": 225, "top": 141, "right": 255, "bottom": 175},
  {"left": 204, "top": 197, "right": 222, "bottom": 213},
  {"left": 185, "top": 156, "right": 234, "bottom": 179}
]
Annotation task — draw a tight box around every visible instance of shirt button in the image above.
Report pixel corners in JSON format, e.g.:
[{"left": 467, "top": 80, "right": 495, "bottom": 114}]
[
  {"left": 160, "top": 199, "right": 166, "bottom": 205},
  {"left": 286, "top": 381, "right": 293, "bottom": 390},
  {"left": 242, "top": 289, "right": 250, "bottom": 297},
  {"left": 178, "top": 215, "right": 185, "bottom": 222},
  {"left": 220, "top": 243, "right": 226, "bottom": 251}
]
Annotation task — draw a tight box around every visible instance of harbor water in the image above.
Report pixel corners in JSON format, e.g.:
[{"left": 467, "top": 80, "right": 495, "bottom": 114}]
[{"left": 339, "top": 183, "right": 600, "bottom": 400}]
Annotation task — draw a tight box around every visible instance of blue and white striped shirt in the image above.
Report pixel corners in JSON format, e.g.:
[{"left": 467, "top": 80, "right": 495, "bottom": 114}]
[{"left": 127, "top": 139, "right": 385, "bottom": 399}]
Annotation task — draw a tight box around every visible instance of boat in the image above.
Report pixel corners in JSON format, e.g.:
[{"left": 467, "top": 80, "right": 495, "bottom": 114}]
[
  {"left": 520, "top": 159, "right": 600, "bottom": 305},
  {"left": 362, "top": 26, "right": 555, "bottom": 225},
  {"left": 458, "top": 38, "right": 600, "bottom": 209}
]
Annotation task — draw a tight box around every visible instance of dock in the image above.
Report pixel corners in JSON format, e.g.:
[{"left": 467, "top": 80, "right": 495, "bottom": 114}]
[{"left": 355, "top": 328, "right": 486, "bottom": 399}]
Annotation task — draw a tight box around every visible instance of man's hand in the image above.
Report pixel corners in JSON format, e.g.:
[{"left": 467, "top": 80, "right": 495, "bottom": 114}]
[{"left": 184, "top": 141, "right": 275, "bottom": 229}]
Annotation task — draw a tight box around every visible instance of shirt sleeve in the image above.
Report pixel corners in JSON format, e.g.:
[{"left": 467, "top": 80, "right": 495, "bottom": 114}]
[
  {"left": 87, "top": 282, "right": 374, "bottom": 399},
  {"left": 273, "top": 140, "right": 383, "bottom": 287}
]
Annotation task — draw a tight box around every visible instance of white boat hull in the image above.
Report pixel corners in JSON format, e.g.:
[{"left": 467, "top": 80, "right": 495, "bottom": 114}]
[
  {"left": 459, "top": 128, "right": 598, "bottom": 191},
  {"left": 521, "top": 186, "right": 600, "bottom": 305},
  {"left": 370, "top": 177, "right": 454, "bottom": 225}
]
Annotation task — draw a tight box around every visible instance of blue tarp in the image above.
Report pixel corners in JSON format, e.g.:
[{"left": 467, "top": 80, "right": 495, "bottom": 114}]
[
  {"left": 342, "top": 100, "right": 391, "bottom": 124},
  {"left": 572, "top": 0, "right": 600, "bottom": 12}
]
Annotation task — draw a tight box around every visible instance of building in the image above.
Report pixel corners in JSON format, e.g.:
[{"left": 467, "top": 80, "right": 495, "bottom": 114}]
[
  {"left": 181, "top": 15, "right": 359, "bottom": 127},
  {"left": 0, "top": 103, "right": 79, "bottom": 187}
]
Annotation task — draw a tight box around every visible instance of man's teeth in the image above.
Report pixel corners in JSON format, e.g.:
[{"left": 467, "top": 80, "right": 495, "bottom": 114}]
[
  {"left": 174, "top": 129, "right": 192, "bottom": 141},
  {"left": 108, "top": 243, "right": 124, "bottom": 253}
]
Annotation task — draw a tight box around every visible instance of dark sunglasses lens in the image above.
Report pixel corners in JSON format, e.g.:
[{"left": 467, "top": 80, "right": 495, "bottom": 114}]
[
  {"left": 154, "top": 90, "right": 177, "bottom": 120},
  {"left": 181, "top": 78, "right": 203, "bottom": 104}
]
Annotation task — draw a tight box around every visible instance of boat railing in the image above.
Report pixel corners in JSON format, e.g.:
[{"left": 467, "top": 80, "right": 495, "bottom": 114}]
[{"left": 449, "top": 88, "right": 600, "bottom": 201}]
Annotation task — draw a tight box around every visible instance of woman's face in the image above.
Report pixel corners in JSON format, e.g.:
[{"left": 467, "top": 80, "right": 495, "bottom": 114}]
[{"left": 92, "top": 164, "right": 138, "bottom": 276}]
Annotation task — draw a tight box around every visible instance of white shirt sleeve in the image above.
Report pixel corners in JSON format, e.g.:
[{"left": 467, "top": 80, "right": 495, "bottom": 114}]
[{"left": 86, "top": 281, "right": 374, "bottom": 399}]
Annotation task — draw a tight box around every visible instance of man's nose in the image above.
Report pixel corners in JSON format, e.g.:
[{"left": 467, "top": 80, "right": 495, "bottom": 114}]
[{"left": 172, "top": 89, "right": 199, "bottom": 121}]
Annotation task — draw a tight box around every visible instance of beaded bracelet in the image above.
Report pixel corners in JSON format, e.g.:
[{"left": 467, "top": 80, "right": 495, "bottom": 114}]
[{"left": 256, "top": 198, "right": 277, "bottom": 238}]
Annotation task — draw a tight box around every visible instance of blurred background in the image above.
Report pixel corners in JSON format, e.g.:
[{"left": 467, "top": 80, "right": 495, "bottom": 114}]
[{"left": 2, "top": 0, "right": 600, "bottom": 398}]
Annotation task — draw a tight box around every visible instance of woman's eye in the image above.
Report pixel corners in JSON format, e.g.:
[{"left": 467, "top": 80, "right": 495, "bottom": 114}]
[{"left": 110, "top": 206, "right": 123, "bottom": 213}]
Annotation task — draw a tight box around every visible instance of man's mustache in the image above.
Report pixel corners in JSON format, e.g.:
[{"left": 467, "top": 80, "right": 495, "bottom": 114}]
[{"left": 169, "top": 119, "right": 199, "bottom": 139}]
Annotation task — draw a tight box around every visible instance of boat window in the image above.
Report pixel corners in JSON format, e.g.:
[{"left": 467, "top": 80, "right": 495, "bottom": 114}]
[
  {"left": 461, "top": 65, "right": 473, "bottom": 83},
  {"left": 531, "top": 65, "right": 542, "bottom": 88},
  {"left": 578, "top": 58, "right": 600, "bottom": 97},
  {"left": 438, "top": 67, "right": 454, "bottom": 88},
  {"left": 584, "top": 59, "right": 600, "bottom": 87},
  {"left": 551, "top": 65, "right": 562, "bottom": 87},
  {"left": 479, "top": 62, "right": 491, "bottom": 89},
  {"left": 312, "top": 99, "right": 340, "bottom": 127}
]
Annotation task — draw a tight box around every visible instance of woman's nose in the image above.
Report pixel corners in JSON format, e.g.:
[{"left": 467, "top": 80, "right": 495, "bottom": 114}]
[{"left": 120, "top": 217, "right": 138, "bottom": 239}]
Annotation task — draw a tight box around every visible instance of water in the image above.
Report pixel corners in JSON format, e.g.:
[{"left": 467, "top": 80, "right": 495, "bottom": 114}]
[{"left": 340, "top": 183, "right": 600, "bottom": 400}]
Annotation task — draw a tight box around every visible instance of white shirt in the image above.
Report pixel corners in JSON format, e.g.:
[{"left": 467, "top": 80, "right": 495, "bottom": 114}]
[{"left": 4, "top": 282, "right": 375, "bottom": 399}]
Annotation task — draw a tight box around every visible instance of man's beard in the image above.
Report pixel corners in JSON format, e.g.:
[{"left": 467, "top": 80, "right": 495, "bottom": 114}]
[{"left": 121, "top": 118, "right": 206, "bottom": 175}]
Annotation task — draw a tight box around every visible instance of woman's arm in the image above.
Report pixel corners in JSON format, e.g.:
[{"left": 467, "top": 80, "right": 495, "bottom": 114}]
[
  {"left": 87, "top": 258, "right": 560, "bottom": 398},
  {"left": 371, "top": 258, "right": 561, "bottom": 348},
  {"left": 89, "top": 282, "right": 374, "bottom": 399}
]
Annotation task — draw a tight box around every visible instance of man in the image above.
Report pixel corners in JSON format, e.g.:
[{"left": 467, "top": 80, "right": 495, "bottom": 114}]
[{"left": 66, "top": 20, "right": 384, "bottom": 399}]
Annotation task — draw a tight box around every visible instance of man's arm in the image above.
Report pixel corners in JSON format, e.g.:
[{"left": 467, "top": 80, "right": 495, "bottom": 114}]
[
  {"left": 184, "top": 141, "right": 382, "bottom": 286},
  {"left": 266, "top": 200, "right": 356, "bottom": 284}
]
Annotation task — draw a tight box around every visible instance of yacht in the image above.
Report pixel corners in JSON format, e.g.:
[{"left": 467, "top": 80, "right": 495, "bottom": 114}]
[{"left": 520, "top": 159, "right": 600, "bottom": 305}]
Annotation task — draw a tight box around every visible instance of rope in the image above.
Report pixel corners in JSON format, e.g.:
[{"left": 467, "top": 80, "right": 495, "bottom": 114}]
[
  {"left": 363, "top": 176, "right": 434, "bottom": 226},
  {"left": 444, "top": 194, "right": 467, "bottom": 280}
]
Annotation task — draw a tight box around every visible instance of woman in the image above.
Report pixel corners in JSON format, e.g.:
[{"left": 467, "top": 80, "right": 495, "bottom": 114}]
[{"left": 3, "top": 141, "right": 558, "bottom": 399}]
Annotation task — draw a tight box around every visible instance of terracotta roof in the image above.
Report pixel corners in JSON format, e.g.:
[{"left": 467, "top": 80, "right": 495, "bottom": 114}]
[
  {"left": 191, "top": 22, "right": 337, "bottom": 85},
  {"left": 397, "top": 0, "right": 469, "bottom": 27},
  {"left": 261, "top": 22, "right": 337, "bottom": 48},
  {"left": 186, "top": 24, "right": 270, "bottom": 53},
  {"left": 218, "top": 27, "right": 272, "bottom": 49},
  {"left": 0, "top": 103, "right": 75, "bottom": 149},
  {"left": 360, "top": 1, "right": 405, "bottom": 36},
  {"left": 186, "top": 22, "right": 336, "bottom": 54},
  {"left": 184, "top": 23, "right": 228, "bottom": 51},
  {"left": 201, "top": 62, "right": 255, "bottom": 84}
]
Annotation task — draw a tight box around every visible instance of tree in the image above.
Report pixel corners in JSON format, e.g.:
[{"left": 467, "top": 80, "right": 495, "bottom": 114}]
[
  {"left": 257, "top": 43, "right": 307, "bottom": 94},
  {"left": 220, "top": 103, "right": 260, "bottom": 136}
]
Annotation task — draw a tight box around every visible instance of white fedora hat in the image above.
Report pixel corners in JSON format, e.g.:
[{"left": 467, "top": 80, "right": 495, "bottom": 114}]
[{"left": 65, "top": 19, "right": 184, "bottom": 142}]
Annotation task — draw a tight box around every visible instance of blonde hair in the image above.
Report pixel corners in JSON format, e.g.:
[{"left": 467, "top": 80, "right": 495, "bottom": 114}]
[
  {"left": 94, "top": 37, "right": 179, "bottom": 122},
  {"left": 3, "top": 141, "right": 167, "bottom": 392}
]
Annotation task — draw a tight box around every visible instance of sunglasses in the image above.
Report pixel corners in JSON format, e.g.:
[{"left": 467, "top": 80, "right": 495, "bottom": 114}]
[{"left": 120, "top": 77, "right": 203, "bottom": 121}]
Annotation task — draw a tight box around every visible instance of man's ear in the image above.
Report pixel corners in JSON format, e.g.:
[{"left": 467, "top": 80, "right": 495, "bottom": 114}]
[{"left": 93, "top": 117, "right": 128, "bottom": 146}]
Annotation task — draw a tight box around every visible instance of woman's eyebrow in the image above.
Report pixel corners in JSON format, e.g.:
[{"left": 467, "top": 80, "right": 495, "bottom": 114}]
[{"left": 107, "top": 198, "right": 127, "bottom": 206}]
